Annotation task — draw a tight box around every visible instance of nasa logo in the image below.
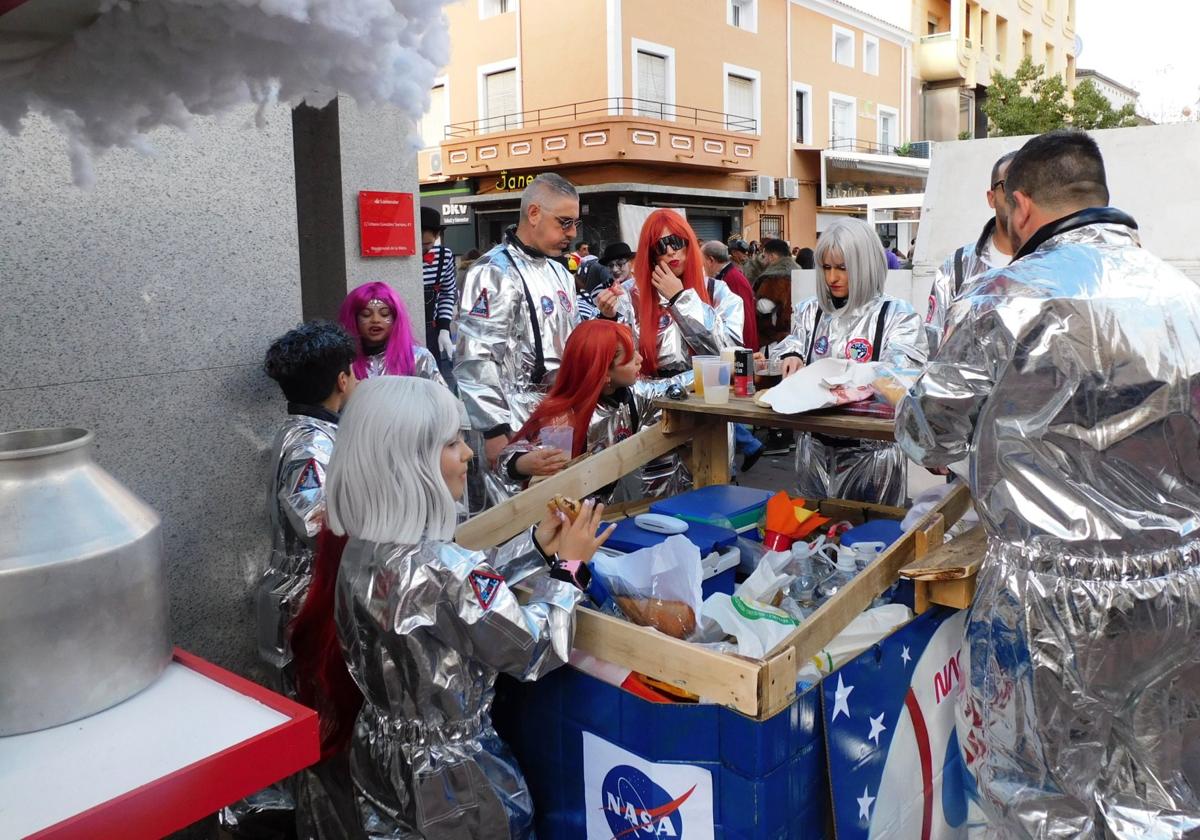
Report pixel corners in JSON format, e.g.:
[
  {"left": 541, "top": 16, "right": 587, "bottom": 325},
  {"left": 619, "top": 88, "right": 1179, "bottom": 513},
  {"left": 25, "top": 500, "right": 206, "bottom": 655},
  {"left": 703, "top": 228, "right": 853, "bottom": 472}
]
[
  {"left": 845, "top": 338, "right": 873, "bottom": 363},
  {"left": 558, "top": 289, "right": 573, "bottom": 312},
  {"left": 813, "top": 335, "right": 829, "bottom": 357},
  {"left": 658, "top": 313, "right": 671, "bottom": 330},
  {"left": 469, "top": 290, "right": 490, "bottom": 318},
  {"left": 926, "top": 294, "right": 936, "bottom": 323},
  {"left": 541, "top": 295, "right": 555, "bottom": 315},
  {"left": 601, "top": 764, "right": 691, "bottom": 838}
]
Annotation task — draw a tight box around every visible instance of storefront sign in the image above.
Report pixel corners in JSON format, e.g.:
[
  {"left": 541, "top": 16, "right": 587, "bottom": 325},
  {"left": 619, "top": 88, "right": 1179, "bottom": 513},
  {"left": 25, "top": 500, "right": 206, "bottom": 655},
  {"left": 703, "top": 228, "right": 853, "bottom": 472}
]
[
  {"left": 358, "top": 191, "right": 416, "bottom": 257},
  {"left": 583, "top": 732, "right": 715, "bottom": 839},
  {"left": 492, "top": 170, "right": 538, "bottom": 192},
  {"left": 438, "top": 201, "right": 472, "bottom": 226}
]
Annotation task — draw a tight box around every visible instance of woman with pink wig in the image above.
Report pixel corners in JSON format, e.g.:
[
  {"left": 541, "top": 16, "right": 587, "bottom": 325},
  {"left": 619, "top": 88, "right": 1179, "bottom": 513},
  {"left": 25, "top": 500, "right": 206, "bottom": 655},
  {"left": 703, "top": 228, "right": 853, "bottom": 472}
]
[{"left": 338, "top": 282, "right": 446, "bottom": 385}]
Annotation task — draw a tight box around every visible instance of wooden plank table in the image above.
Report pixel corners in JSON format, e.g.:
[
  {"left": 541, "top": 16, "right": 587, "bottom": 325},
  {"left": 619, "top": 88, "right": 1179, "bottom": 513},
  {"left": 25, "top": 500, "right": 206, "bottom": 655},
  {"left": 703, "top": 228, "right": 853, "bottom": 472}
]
[{"left": 654, "top": 393, "right": 895, "bottom": 442}]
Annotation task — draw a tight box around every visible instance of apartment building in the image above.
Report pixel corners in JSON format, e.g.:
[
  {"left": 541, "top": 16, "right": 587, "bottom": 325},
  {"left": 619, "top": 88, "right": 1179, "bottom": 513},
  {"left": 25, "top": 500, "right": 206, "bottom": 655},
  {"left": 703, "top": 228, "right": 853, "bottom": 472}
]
[
  {"left": 911, "top": 0, "right": 1078, "bottom": 140},
  {"left": 418, "top": 0, "right": 925, "bottom": 254},
  {"left": 1075, "top": 68, "right": 1139, "bottom": 112}
]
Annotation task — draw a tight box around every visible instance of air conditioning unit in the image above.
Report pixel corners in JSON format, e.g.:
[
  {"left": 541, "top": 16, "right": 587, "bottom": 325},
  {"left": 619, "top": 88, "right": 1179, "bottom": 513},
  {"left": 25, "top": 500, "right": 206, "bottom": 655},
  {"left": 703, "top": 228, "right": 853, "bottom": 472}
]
[
  {"left": 428, "top": 150, "right": 444, "bottom": 175},
  {"left": 749, "top": 174, "right": 774, "bottom": 200},
  {"left": 777, "top": 177, "right": 800, "bottom": 200}
]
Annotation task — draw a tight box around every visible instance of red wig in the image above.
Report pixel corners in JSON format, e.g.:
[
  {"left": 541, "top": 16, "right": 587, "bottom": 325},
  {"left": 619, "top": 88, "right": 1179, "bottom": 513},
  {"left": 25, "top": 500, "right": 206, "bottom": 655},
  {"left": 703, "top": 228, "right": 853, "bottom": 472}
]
[
  {"left": 290, "top": 529, "right": 361, "bottom": 760},
  {"left": 512, "top": 320, "right": 635, "bottom": 457},
  {"left": 631, "top": 210, "right": 710, "bottom": 375}
]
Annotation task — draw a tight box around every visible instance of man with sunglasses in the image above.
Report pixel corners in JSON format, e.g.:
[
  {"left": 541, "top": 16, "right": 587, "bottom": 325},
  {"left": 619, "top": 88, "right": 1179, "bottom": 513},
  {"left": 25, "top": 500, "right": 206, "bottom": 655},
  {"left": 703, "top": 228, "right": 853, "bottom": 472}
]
[
  {"left": 455, "top": 172, "right": 586, "bottom": 505},
  {"left": 924, "top": 150, "right": 1017, "bottom": 355}
]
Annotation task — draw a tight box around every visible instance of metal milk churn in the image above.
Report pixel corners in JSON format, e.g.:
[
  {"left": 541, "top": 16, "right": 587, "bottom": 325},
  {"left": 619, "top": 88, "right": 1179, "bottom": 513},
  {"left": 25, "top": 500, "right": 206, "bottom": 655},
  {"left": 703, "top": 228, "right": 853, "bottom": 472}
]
[{"left": 0, "top": 427, "right": 171, "bottom": 735}]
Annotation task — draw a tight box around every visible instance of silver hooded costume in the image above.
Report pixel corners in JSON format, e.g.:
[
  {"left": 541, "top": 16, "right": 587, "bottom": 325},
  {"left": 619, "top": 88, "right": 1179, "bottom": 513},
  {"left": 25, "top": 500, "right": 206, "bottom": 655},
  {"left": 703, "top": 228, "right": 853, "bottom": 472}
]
[
  {"left": 896, "top": 208, "right": 1200, "bottom": 838},
  {"left": 365, "top": 345, "right": 447, "bottom": 386},
  {"left": 611, "top": 276, "right": 744, "bottom": 497},
  {"left": 336, "top": 533, "right": 581, "bottom": 839},
  {"left": 774, "top": 294, "right": 926, "bottom": 506},
  {"left": 924, "top": 217, "right": 1012, "bottom": 355}
]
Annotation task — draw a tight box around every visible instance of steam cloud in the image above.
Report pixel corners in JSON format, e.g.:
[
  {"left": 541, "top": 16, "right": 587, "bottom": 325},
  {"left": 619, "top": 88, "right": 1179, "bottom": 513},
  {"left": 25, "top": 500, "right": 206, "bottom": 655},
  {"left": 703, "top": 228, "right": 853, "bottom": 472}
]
[{"left": 0, "top": 0, "right": 452, "bottom": 185}]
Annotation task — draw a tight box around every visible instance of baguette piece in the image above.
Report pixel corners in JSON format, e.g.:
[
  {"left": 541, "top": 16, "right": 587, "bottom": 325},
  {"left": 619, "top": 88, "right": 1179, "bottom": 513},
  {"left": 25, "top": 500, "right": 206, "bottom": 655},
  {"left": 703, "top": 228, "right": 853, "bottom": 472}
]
[
  {"left": 547, "top": 495, "right": 582, "bottom": 523},
  {"left": 614, "top": 596, "right": 696, "bottom": 640}
]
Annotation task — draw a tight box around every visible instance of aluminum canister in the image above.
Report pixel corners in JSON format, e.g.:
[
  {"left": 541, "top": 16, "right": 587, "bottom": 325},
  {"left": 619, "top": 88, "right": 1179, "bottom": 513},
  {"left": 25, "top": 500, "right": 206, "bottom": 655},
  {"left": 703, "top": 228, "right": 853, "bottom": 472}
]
[
  {"left": 0, "top": 428, "right": 171, "bottom": 735},
  {"left": 734, "top": 348, "right": 756, "bottom": 397}
]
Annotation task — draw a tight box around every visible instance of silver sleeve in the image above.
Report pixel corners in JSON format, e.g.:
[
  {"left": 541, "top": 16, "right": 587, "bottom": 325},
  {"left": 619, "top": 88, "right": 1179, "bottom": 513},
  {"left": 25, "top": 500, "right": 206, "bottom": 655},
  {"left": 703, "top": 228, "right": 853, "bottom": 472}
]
[
  {"left": 879, "top": 300, "right": 929, "bottom": 369},
  {"left": 925, "top": 256, "right": 955, "bottom": 356},
  {"left": 277, "top": 455, "right": 325, "bottom": 541},
  {"left": 667, "top": 288, "right": 740, "bottom": 356},
  {"left": 412, "top": 346, "right": 447, "bottom": 388},
  {"left": 772, "top": 299, "right": 817, "bottom": 359},
  {"left": 454, "top": 261, "right": 522, "bottom": 434}
]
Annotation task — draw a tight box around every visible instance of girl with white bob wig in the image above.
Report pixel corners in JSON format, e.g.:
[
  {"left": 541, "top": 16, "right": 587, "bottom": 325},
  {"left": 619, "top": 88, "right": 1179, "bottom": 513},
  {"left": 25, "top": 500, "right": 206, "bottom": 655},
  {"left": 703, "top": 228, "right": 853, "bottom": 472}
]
[
  {"left": 774, "top": 217, "right": 927, "bottom": 505},
  {"left": 292, "top": 376, "right": 612, "bottom": 839}
]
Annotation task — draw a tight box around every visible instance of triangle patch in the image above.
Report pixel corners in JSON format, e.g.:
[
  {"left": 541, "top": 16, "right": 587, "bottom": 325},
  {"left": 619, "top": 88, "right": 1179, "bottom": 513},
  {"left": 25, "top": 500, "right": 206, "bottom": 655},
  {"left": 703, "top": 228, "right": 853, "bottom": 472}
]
[
  {"left": 293, "top": 458, "right": 322, "bottom": 492},
  {"left": 469, "top": 289, "right": 490, "bottom": 318},
  {"left": 469, "top": 569, "right": 504, "bottom": 611}
]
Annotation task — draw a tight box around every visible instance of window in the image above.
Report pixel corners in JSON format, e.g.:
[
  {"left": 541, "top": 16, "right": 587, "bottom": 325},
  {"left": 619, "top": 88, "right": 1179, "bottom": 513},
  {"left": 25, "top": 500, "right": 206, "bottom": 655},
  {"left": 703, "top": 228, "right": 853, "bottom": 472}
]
[
  {"left": 760, "top": 215, "right": 783, "bottom": 240},
  {"left": 793, "top": 82, "right": 813, "bottom": 144},
  {"left": 723, "top": 63, "right": 760, "bottom": 133},
  {"left": 418, "top": 82, "right": 447, "bottom": 149},
  {"left": 728, "top": 0, "right": 757, "bottom": 32},
  {"left": 481, "top": 66, "right": 518, "bottom": 133},
  {"left": 863, "top": 35, "right": 879, "bottom": 75},
  {"left": 632, "top": 39, "right": 676, "bottom": 119},
  {"left": 1022, "top": 30, "right": 1032, "bottom": 59},
  {"left": 996, "top": 16, "right": 1008, "bottom": 62},
  {"left": 479, "top": 0, "right": 512, "bottom": 18},
  {"left": 830, "top": 94, "right": 856, "bottom": 147},
  {"left": 927, "top": 15, "right": 939, "bottom": 35},
  {"left": 877, "top": 106, "right": 898, "bottom": 153},
  {"left": 832, "top": 26, "right": 855, "bottom": 68}
]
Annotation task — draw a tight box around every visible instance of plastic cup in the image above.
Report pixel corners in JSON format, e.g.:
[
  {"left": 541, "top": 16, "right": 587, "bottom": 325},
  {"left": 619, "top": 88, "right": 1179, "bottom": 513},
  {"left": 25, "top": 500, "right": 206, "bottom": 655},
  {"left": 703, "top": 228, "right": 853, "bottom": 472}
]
[
  {"left": 538, "top": 425, "right": 574, "bottom": 454},
  {"left": 700, "top": 360, "right": 732, "bottom": 405},
  {"left": 691, "top": 355, "right": 718, "bottom": 397}
]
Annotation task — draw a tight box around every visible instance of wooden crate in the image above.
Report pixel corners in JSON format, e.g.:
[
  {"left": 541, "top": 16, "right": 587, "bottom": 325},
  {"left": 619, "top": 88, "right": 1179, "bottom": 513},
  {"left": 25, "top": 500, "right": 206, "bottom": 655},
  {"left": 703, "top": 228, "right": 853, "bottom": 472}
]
[{"left": 455, "top": 411, "right": 974, "bottom": 719}]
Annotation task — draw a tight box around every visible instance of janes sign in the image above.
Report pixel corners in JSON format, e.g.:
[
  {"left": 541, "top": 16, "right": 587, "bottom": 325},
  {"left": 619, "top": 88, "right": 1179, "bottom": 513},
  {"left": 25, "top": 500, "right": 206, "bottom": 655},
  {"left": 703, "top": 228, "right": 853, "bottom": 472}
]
[{"left": 583, "top": 733, "right": 715, "bottom": 839}]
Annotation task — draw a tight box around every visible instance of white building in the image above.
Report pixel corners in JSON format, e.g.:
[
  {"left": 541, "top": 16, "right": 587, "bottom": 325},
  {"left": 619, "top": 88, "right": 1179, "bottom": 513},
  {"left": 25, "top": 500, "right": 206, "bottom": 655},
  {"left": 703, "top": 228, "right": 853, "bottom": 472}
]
[{"left": 1076, "top": 68, "right": 1139, "bottom": 112}]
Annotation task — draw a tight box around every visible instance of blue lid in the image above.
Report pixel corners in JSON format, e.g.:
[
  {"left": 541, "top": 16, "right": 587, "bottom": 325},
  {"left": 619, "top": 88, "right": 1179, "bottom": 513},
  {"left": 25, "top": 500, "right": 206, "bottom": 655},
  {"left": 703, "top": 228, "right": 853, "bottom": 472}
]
[
  {"left": 648, "top": 485, "right": 773, "bottom": 520},
  {"left": 841, "top": 518, "right": 904, "bottom": 548},
  {"left": 600, "top": 518, "right": 737, "bottom": 556}
]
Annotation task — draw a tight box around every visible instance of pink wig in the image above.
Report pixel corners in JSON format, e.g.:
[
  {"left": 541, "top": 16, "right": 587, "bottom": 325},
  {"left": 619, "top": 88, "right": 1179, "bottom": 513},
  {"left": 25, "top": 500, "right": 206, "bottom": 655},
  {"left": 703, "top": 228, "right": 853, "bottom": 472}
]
[{"left": 338, "top": 282, "right": 417, "bottom": 378}]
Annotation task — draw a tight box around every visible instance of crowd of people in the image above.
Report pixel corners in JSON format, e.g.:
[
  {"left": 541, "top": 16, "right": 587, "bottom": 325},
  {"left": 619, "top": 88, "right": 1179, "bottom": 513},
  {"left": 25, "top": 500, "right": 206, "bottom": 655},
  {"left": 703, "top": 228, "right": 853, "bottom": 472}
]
[{"left": 226, "top": 129, "right": 1200, "bottom": 840}]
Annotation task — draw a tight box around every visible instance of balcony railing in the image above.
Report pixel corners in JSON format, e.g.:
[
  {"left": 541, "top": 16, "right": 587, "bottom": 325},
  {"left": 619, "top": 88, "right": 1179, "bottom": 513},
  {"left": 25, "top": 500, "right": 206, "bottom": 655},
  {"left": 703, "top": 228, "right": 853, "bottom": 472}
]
[
  {"left": 827, "top": 138, "right": 930, "bottom": 159},
  {"left": 444, "top": 97, "right": 758, "bottom": 138}
]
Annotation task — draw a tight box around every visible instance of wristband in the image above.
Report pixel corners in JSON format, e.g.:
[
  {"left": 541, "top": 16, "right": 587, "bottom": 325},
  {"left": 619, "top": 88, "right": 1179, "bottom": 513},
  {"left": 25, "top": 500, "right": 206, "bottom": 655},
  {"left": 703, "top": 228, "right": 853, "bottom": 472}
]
[{"left": 550, "top": 557, "right": 591, "bottom": 590}]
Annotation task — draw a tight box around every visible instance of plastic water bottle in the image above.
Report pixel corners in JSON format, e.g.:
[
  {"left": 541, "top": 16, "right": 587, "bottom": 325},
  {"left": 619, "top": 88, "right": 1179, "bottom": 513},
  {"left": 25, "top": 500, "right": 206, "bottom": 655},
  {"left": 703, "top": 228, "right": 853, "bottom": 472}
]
[{"left": 816, "top": 545, "right": 859, "bottom": 603}]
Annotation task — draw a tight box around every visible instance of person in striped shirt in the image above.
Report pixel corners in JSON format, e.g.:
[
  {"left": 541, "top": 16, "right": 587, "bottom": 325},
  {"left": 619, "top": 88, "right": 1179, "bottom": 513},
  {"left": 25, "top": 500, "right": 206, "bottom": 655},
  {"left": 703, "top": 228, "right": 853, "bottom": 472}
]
[{"left": 421, "top": 207, "right": 459, "bottom": 386}]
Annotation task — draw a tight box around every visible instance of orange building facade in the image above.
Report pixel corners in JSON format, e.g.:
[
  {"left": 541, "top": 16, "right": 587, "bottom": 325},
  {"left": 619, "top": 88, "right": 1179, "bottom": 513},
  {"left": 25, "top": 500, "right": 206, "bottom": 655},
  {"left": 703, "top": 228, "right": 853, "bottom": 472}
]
[{"left": 419, "top": 0, "right": 927, "bottom": 255}]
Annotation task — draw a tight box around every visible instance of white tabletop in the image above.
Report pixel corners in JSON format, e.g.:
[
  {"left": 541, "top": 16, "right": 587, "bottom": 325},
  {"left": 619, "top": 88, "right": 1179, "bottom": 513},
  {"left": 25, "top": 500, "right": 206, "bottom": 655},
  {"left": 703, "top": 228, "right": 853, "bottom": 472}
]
[{"left": 0, "top": 662, "right": 289, "bottom": 838}]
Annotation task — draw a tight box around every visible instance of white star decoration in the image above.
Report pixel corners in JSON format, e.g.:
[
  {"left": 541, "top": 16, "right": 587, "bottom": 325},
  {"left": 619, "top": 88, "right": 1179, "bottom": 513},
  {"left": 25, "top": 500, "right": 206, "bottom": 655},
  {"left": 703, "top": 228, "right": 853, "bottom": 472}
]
[
  {"left": 900, "top": 645, "right": 912, "bottom": 666},
  {"left": 857, "top": 786, "right": 876, "bottom": 821},
  {"left": 868, "top": 713, "right": 887, "bottom": 745},
  {"left": 832, "top": 674, "right": 854, "bottom": 721}
]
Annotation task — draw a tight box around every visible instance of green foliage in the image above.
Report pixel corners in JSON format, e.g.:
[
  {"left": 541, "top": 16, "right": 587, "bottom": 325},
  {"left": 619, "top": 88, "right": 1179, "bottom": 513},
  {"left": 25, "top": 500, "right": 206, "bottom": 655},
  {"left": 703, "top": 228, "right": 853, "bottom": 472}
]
[
  {"left": 957, "top": 130, "right": 972, "bottom": 140},
  {"left": 981, "top": 57, "right": 1141, "bottom": 136},
  {"left": 894, "top": 142, "right": 913, "bottom": 157}
]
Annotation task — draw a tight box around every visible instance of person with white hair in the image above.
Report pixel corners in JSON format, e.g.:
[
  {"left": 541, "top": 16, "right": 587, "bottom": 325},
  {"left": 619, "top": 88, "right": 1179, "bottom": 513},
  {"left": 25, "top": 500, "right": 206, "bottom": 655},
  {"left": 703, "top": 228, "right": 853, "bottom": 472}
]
[
  {"left": 456, "top": 173, "right": 617, "bottom": 506},
  {"left": 774, "top": 217, "right": 926, "bottom": 505},
  {"left": 288, "top": 377, "right": 614, "bottom": 839}
]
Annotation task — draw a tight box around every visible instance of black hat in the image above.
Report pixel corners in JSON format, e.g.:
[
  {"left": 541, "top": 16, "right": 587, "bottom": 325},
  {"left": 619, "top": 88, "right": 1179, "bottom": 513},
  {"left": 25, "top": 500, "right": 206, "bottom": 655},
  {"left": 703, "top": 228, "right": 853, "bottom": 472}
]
[
  {"left": 729, "top": 239, "right": 750, "bottom": 253},
  {"left": 420, "top": 206, "right": 443, "bottom": 233},
  {"left": 599, "top": 241, "right": 634, "bottom": 265}
]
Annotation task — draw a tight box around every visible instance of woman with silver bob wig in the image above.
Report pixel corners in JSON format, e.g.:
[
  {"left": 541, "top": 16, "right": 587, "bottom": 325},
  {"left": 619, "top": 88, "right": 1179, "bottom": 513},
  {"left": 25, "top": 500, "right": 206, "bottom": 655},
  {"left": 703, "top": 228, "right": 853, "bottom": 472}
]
[
  {"left": 291, "top": 376, "right": 613, "bottom": 839},
  {"left": 773, "top": 217, "right": 927, "bottom": 505}
]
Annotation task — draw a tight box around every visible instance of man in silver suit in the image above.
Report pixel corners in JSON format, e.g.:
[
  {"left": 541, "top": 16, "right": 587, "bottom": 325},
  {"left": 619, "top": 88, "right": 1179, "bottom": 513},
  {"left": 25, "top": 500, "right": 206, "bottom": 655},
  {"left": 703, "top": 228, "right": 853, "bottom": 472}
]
[{"left": 896, "top": 130, "right": 1200, "bottom": 838}]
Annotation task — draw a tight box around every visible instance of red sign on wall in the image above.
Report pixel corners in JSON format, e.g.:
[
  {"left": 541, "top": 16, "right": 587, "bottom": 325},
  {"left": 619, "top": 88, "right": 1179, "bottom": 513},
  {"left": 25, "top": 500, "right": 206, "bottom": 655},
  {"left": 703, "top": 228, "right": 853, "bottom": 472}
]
[{"left": 358, "top": 191, "right": 416, "bottom": 257}]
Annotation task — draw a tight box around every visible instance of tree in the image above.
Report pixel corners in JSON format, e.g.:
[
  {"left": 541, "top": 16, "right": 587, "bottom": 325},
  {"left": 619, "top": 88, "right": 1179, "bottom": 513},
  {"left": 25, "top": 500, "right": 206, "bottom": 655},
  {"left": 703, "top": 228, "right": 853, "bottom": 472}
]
[{"left": 981, "top": 57, "right": 1140, "bottom": 136}]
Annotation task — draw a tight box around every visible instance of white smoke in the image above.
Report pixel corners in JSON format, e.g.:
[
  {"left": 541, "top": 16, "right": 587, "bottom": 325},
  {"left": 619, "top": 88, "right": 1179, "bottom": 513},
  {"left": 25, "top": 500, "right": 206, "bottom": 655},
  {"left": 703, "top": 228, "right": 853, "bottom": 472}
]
[{"left": 0, "top": 0, "right": 452, "bottom": 185}]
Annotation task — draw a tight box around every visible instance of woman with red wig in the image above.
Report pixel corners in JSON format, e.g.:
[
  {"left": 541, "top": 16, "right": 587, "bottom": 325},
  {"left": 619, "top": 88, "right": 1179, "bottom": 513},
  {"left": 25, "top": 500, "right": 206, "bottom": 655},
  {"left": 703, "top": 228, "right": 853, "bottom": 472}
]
[
  {"left": 494, "top": 319, "right": 653, "bottom": 500},
  {"left": 337, "top": 281, "right": 446, "bottom": 385},
  {"left": 595, "top": 209, "right": 744, "bottom": 495}
]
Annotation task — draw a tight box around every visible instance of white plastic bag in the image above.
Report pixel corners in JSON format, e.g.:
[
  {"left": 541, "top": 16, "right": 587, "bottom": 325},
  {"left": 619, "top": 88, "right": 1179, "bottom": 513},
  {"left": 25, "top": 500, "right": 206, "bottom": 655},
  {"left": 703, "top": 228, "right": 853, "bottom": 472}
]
[
  {"left": 591, "top": 534, "right": 704, "bottom": 640},
  {"left": 763, "top": 358, "right": 879, "bottom": 415},
  {"left": 796, "top": 604, "right": 913, "bottom": 683},
  {"left": 702, "top": 593, "right": 800, "bottom": 659}
]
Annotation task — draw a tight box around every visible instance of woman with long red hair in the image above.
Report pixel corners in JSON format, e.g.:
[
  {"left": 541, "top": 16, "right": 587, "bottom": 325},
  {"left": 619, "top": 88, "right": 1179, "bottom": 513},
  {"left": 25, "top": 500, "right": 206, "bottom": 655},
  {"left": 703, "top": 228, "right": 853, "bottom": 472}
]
[
  {"left": 494, "top": 319, "right": 652, "bottom": 500},
  {"left": 594, "top": 209, "right": 744, "bottom": 494}
]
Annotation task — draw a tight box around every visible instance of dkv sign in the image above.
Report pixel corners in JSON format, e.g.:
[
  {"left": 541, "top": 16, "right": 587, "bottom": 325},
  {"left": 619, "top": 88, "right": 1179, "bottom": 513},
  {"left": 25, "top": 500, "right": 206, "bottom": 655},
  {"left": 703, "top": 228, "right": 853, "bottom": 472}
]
[{"left": 583, "top": 733, "right": 715, "bottom": 839}]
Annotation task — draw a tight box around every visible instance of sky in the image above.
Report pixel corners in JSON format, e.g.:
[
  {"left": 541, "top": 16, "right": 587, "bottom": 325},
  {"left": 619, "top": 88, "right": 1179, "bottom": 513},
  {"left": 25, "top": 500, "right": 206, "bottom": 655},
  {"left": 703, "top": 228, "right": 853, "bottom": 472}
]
[{"left": 841, "top": 0, "right": 1200, "bottom": 122}]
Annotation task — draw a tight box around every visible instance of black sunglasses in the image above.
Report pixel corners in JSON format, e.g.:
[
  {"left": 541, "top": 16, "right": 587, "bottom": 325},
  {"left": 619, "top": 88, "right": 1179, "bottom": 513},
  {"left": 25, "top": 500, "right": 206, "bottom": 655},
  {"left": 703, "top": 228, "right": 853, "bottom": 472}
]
[
  {"left": 654, "top": 234, "right": 688, "bottom": 256},
  {"left": 991, "top": 179, "right": 1006, "bottom": 191}
]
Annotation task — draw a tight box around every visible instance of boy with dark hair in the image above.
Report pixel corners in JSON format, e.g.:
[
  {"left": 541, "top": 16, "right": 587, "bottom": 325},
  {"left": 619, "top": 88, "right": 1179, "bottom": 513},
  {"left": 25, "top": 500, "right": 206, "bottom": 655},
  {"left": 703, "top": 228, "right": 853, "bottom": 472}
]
[{"left": 257, "top": 320, "right": 357, "bottom": 687}]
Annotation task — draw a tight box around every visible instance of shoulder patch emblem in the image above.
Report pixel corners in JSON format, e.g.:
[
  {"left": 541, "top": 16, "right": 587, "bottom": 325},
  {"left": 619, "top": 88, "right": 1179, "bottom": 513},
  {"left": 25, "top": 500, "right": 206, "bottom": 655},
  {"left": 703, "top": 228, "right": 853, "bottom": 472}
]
[
  {"left": 813, "top": 335, "right": 829, "bottom": 357},
  {"left": 469, "top": 569, "right": 504, "bottom": 611},
  {"left": 557, "top": 289, "right": 572, "bottom": 312},
  {"left": 845, "top": 337, "right": 873, "bottom": 363},
  {"left": 294, "top": 458, "right": 322, "bottom": 493},
  {"left": 658, "top": 312, "right": 671, "bottom": 330},
  {"left": 926, "top": 294, "right": 936, "bottom": 323},
  {"left": 469, "top": 289, "right": 490, "bottom": 318},
  {"left": 540, "top": 295, "right": 555, "bottom": 315}
]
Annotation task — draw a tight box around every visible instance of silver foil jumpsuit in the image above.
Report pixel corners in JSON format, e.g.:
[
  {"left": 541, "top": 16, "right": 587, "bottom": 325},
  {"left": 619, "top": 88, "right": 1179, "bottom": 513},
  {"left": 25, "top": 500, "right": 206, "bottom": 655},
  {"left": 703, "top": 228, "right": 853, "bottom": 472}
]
[
  {"left": 364, "top": 345, "right": 447, "bottom": 386},
  {"left": 774, "top": 294, "right": 927, "bottom": 506},
  {"left": 335, "top": 534, "right": 581, "bottom": 839},
  {"left": 896, "top": 208, "right": 1200, "bottom": 839},
  {"left": 924, "top": 217, "right": 1011, "bottom": 356}
]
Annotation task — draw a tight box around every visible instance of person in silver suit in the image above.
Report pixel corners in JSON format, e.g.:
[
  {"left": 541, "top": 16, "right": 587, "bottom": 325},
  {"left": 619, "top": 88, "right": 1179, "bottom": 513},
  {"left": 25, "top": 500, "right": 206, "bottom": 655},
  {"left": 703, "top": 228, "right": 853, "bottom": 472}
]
[
  {"left": 924, "top": 150, "right": 1017, "bottom": 356},
  {"left": 318, "top": 377, "right": 613, "bottom": 839},
  {"left": 896, "top": 130, "right": 1200, "bottom": 838},
  {"left": 774, "top": 217, "right": 926, "bottom": 506},
  {"left": 455, "top": 174, "right": 595, "bottom": 506},
  {"left": 594, "top": 209, "right": 744, "bottom": 497}
]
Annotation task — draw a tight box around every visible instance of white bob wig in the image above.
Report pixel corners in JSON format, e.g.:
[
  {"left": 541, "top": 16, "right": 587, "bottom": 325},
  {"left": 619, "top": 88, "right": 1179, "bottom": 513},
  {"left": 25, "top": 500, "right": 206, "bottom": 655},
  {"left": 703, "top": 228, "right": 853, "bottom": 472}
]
[
  {"left": 326, "top": 376, "right": 462, "bottom": 544},
  {"left": 814, "top": 217, "right": 888, "bottom": 315}
]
